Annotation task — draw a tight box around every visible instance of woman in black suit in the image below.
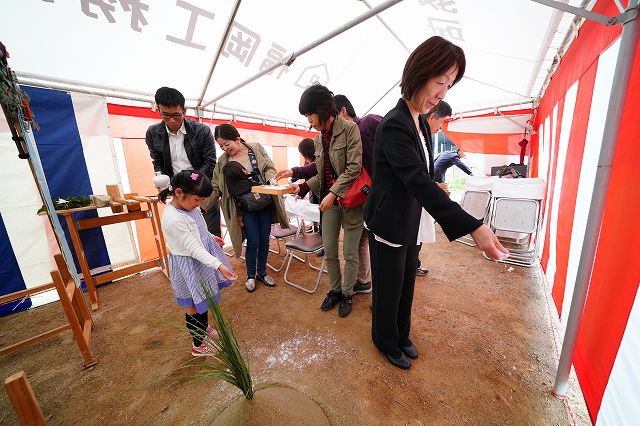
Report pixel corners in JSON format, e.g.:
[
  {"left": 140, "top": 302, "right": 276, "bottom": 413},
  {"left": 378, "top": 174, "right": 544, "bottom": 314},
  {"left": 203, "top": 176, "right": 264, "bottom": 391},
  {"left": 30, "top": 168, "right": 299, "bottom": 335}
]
[{"left": 364, "top": 36, "right": 509, "bottom": 369}]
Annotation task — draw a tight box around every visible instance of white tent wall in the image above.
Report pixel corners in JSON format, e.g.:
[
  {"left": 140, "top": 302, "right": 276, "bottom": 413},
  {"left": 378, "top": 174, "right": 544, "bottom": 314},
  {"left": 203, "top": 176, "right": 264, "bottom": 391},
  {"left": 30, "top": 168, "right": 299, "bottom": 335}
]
[
  {"left": 71, "top": 93, "right": 138, "bottom": 270},
  {"left": 0, "top": 117, "right": 57, "bottom": 308}
]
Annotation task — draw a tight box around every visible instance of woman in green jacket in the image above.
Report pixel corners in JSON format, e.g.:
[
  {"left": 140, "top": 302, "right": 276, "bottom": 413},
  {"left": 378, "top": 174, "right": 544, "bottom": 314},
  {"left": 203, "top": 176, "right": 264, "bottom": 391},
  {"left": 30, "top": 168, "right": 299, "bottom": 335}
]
[
  {"left": 294, "top": 84, "right": 364, "bottom": 318},
  {"left": 203, "top": 124, "right": 289, "bottom": 292}
]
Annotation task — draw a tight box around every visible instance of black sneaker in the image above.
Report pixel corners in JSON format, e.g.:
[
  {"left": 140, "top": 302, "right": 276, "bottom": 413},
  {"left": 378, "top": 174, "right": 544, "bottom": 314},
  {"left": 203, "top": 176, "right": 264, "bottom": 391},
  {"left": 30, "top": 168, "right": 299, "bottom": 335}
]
[
  {"left": 416, "top": 267, "right": 429, "bottom": 276},
  {"left": 353, "top": 281, "right": 372, "bottom": 294},
  {"left": 338, "top": 295, "right": 352, "bottom": 317},
  {"left": 320, "top": 290, "right": 342, "bottom": 311}
]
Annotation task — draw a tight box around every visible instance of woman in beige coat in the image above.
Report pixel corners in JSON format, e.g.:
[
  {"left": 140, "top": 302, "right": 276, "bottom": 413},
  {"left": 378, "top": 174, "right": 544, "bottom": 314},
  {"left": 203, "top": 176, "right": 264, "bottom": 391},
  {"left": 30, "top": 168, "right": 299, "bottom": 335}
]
[{"left": 203, "top": 124, "right": 289, "bottom": 292}]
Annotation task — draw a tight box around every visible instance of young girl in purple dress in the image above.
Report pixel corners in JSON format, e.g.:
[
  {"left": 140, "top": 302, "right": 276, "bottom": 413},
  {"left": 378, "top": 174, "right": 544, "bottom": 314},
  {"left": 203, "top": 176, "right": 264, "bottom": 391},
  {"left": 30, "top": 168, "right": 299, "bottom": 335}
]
[{"left": 160, "top": 170, "right": 238, "bottom": 356}]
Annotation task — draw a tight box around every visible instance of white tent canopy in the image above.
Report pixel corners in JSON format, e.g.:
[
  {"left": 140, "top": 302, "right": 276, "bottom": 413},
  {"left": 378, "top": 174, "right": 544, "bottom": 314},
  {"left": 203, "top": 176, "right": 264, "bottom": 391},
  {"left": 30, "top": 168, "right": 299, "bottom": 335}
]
[{"left": 4, "top": 0, "right": 586, "bottom": 124}]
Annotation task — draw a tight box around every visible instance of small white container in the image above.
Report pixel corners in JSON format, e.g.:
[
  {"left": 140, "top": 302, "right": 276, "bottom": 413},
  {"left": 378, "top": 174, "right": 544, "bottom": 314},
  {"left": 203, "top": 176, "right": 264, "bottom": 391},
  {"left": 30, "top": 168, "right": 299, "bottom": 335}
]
[{"left": 153, "top": 171, "right": 170, "bottom": 190}]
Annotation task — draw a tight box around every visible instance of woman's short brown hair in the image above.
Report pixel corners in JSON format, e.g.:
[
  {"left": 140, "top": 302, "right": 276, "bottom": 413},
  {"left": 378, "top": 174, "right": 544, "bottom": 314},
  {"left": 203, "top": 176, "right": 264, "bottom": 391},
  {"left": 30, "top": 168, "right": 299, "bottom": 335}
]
[{"left": 400, "top": 36, "right": 466, "bottom": 102}]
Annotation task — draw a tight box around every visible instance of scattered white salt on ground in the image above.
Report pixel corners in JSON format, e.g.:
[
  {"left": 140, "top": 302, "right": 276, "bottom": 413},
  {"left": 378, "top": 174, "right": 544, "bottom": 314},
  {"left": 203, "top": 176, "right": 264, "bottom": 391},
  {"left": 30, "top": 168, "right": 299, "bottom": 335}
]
[{"left": 252, "top": 331, "right": 343, "bottom": 371}]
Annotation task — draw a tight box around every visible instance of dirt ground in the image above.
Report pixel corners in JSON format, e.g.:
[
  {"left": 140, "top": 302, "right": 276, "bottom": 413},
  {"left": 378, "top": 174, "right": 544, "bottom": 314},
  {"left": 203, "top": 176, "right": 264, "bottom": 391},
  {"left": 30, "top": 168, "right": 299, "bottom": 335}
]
[{"left": 1, "top": 227, "right": 590, "bottom": 425}]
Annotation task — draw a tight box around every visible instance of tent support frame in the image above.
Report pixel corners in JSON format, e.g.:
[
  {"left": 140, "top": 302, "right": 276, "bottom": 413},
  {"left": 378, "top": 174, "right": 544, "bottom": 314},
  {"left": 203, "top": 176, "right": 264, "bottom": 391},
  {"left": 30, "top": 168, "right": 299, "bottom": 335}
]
[
  {"left": 201, "top": 0, "right": 405, "bottom": 107},
  {"left": 550, "top": 0, "right": 639, "bottom": 397},
  {"left": 15, "top": 75, "right": 310, "bottom": 129},
  {"left": 196, "top": 0, "right": 242, "bottom": 108},
  {"left": 529, "top": 0, "right": 631, "bottom": 25}
]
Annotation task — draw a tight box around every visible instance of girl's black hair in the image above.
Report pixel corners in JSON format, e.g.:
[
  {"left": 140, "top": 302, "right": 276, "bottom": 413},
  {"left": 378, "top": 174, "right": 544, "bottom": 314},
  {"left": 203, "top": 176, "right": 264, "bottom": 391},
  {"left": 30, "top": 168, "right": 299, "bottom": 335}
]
[
  {"left": 159, "top": 169, "right": 213, "bottom": 203},
  {"left": 298, "top": 138, "right": 316, "bottom": 161},
  {"left": 214, "top": 123, "right": 246, "bottom": 143}
]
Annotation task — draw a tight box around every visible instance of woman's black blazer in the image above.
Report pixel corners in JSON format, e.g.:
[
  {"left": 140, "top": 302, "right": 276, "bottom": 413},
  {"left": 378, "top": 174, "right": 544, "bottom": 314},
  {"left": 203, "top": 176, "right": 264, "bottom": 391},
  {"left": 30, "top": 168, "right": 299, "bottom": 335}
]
[{"left": 364, "top": 99, "right": 481, "bottom": 245}]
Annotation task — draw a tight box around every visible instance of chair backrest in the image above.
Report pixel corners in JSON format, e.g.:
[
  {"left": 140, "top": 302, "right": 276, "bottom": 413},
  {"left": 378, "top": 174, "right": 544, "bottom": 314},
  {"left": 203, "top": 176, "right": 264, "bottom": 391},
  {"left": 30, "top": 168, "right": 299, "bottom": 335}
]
[
  {"left": 491, "top": 198, "right": 540, "bottom": 233},
  {"left": 461, "top": 191, "right": 492, "bottom": 220}
]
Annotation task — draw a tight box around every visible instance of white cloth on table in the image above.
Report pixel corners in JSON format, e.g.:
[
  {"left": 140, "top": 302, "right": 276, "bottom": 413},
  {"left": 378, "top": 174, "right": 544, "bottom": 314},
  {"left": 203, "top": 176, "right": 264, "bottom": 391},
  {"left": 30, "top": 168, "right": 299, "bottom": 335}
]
[{"left": 284, "top": 195, "right": 320, "bottom": 223}]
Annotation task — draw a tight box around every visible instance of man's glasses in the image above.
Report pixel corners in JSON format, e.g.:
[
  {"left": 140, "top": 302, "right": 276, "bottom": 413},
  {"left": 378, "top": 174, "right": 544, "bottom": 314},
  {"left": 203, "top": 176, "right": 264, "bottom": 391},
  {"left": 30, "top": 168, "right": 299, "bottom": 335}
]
[{"left": 160, "top": 112, "right": 183, "bottom": 120}]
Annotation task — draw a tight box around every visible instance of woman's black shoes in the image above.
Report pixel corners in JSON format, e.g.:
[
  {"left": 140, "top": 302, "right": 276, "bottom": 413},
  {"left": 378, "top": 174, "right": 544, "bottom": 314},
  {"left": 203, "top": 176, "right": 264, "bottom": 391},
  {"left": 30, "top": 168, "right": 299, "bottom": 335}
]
[
  {"left": 320, "top": 290, "right": 343, "bottom": 311},
  {"left": 338, "top": 295, "right": 352, "bottom": 317},
  {"left": 384, "top": 352, "right": 411, "bottom": 369},
  {"left": 401, "top": 343, "right": 418, "bottom": 359}
]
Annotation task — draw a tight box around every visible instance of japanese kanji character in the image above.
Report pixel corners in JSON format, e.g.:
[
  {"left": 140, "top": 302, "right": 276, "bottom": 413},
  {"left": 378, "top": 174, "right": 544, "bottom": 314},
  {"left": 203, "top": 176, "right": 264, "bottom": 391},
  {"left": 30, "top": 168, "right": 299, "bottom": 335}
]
[
  {"left": 419, "top": 0, "right": 458, "bottom": 13},
  {"left": 221, "top": 22, "right": 261, "bottom": 67},
  {"left": 166, "top": 0, "right": 215, "bottom": 50},
  {"left": 295, "top": 64, "right": 329, "bottom": 89},
  {"left": 81, "top": 0, "right": 117, "bottom": 23},
  {"left": 260, "top": 43, "right": 289, "bottom": 79},
  {"left": 427, "top": 18, "right": 464, "bottom": 41},
  {"left": 119, "top": 0, "right": 149, "bottom": 32}
]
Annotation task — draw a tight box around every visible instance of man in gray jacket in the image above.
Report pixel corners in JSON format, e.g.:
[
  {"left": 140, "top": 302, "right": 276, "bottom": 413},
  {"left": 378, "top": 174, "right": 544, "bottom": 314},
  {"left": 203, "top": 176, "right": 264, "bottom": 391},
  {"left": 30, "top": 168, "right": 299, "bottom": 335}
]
[{"left": 145, "top": 87, "right": 220, "bottom": 236}]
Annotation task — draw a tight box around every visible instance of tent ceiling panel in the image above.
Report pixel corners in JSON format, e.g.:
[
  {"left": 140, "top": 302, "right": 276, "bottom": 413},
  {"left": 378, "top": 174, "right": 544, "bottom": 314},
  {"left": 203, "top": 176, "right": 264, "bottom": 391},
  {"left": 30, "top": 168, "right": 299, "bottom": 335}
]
[{"left": 3, "top": 0, "right": 589, "bottom": 123}]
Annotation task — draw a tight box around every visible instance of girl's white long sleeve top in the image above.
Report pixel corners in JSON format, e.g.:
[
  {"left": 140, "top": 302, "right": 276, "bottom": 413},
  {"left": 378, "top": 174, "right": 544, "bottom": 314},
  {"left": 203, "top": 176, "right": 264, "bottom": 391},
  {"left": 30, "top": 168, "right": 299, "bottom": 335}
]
[{"left": 161, "top": 204, "right": 222, "bottom": 270}]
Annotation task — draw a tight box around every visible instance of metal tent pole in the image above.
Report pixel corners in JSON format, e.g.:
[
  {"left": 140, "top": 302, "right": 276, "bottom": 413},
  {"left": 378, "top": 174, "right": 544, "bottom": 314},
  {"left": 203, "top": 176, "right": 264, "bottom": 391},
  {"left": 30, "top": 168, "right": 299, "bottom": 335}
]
[
  {"left": 525, "top": 0, "right": 570, "bottom": 96},
  {"left": 201, "top": 0, "right": 405, "bottom": 108},
  {"left": 551, "top": 0, "right": 639, "bottom": 397},
  {"left": 453, "top": 99, "right": 535, "bottom": 116},
  {"left": 196, "top": 0, "right": 242, "bottom": 108},
  {"left": 529, "top": 0, "right": 619, "bottom": 25},
  {"left": 363, "top": 78, "right": 400, "bottom": 116}
]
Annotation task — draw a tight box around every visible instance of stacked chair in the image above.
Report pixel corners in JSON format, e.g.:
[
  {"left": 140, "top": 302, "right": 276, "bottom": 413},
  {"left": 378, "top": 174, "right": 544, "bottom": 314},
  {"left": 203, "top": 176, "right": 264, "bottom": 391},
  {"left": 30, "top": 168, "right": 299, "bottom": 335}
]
[
  {"left": 456, "top": 176, "right": 546, "bottom": 267},
  {"left": 483, "top": 177, "right": 546, "bottom": 267},
  {"left": 456, "top": 176, "right": 497, "bottom": 246}
]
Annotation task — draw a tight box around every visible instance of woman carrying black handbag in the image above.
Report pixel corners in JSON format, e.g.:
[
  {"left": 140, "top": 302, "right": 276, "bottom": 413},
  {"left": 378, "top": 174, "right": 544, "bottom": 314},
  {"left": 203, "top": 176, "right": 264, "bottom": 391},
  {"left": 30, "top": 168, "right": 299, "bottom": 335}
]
[{"left": 204, "top": 124, "right": 290, "bottom": 293}]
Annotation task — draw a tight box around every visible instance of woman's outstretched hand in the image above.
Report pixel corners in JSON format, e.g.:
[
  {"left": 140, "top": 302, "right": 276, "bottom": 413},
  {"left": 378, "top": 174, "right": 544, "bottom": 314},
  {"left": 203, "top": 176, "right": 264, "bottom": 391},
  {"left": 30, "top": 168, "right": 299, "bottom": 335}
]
[
  {"left": 218, "top": 265, "right": 238, "bottom": 281},
  {"left": 470, "top": 224, "right": 510, "bottom": 261},
  {"left": 274, "top": 169, "right": 293, "bottom": 181}
]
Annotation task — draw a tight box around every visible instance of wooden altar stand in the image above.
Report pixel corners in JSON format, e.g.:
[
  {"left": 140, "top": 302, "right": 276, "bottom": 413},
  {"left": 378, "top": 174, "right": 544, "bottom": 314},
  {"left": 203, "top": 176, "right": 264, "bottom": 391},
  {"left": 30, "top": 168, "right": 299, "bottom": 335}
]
[
  {"left": 53, "top": 195, "right": 168, "bottom": 310},
  {"left": 0, "top": 254, "right": 98, "bottom": 368}
]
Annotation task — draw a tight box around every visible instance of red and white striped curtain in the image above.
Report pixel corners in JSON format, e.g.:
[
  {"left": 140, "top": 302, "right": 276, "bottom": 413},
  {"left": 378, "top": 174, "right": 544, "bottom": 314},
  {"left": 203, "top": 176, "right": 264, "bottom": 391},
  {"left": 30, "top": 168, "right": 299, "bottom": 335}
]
[{"left": 533, "top": 1, "right": 639, "bottom": 423}]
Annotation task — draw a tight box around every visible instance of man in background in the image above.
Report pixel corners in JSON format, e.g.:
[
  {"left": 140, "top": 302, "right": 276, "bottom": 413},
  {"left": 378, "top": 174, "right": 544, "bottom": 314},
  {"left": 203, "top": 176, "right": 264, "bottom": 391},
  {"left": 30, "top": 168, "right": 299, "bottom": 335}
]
[
  {"left": 145, "top": 86, "right": 221, "bottom": 236},
  {"left": 433, "top": 148, "right": 472, "bottom": 183},
  {"left": 416, "top": 101, "right": 453, "bottom": 276}
]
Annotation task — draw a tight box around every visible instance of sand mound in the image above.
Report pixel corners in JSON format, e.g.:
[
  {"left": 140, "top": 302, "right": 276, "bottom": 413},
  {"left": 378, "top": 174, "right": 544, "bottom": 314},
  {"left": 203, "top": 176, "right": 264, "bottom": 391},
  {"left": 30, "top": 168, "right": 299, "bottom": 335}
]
[{"left": 214, "top": 386, "right": 329, "bottom": 425}]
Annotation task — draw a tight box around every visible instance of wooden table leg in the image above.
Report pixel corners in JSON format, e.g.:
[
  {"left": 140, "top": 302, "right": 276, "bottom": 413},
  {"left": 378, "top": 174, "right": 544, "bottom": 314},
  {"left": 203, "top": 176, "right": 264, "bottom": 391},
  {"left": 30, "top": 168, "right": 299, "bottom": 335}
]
[
  {"left": 150, "top": 201, "right": 169, "bottom": 279},
  {"left": 4, "top": 372, "right": 46, "bottom": 426},
  {"left": 63, "top": 213, "right": 99, "bottom": 310}
]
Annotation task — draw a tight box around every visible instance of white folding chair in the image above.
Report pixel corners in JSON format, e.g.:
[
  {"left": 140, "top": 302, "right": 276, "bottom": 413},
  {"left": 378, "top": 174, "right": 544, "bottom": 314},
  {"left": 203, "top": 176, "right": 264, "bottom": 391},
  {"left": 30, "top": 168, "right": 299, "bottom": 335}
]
[
  {"left": 456, "top": 176, "right": 497, "bottom": 246},
  {"left": 282, "top": 233, "right": 326, "bottom": 293},
  {"left": 484, "top": 178, "right": 545, "bottom": 267},
  {"left": 266, "top": 221, "right": 300, "bottom": 272}
]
